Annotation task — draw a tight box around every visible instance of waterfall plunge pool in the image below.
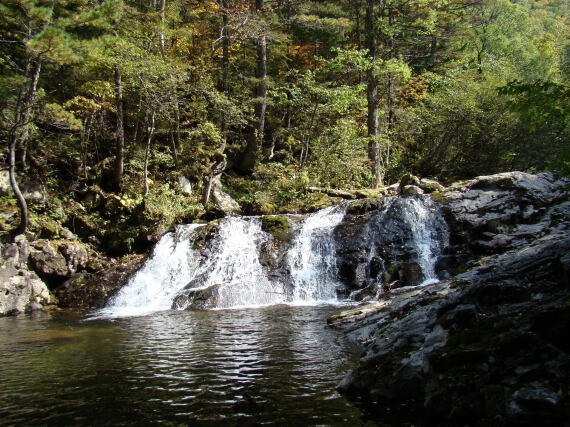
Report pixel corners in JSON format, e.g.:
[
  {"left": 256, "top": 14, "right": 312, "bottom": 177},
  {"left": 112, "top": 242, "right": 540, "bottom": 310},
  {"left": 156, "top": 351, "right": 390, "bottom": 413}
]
[{"left": 0, "top": 305, "right": 379, "bottom": 426}]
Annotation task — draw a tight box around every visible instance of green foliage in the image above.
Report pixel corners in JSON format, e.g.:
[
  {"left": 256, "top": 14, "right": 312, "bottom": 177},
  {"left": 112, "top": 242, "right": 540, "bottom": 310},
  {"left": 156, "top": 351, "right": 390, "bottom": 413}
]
[{"left": 1, "top": 0, "right": 569, "bottom": 255}]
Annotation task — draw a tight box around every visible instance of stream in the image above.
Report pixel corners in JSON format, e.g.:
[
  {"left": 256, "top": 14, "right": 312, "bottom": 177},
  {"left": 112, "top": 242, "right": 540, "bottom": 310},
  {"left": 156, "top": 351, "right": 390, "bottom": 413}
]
[{"left": 0, "top": 306, "right": 374, "bottom": 426}]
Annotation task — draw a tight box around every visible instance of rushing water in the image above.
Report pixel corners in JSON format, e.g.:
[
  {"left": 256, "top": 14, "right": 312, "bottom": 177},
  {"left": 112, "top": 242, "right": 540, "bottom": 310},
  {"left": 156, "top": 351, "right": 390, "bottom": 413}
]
[
  {"left": 0, "top": 307, "right": 371, "bottom": 426},
  {"left": 288, "top": 204, "right": 347, "bottom": 303},
  {"left": 398, "top": 197, "right": 445, "bottom": 286}
]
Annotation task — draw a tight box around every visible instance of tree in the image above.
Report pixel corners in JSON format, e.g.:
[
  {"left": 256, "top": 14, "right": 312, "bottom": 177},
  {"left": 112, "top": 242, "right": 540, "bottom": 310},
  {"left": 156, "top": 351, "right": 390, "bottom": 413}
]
[{"left": 237, "top": 0, "right": 269, "bottom": 174}]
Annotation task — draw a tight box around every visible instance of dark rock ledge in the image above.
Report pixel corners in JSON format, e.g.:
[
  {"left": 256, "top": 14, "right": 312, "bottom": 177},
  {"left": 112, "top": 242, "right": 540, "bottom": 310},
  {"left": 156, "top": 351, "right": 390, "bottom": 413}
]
[{"left": 332, "top": 232, "right": 570, "bottom": 426}]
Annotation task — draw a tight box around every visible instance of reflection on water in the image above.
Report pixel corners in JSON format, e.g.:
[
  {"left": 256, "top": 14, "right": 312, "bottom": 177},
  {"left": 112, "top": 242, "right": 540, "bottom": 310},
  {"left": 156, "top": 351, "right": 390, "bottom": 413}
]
[{"left": 0, "top": 306, "right": 371, "bottom": 426}]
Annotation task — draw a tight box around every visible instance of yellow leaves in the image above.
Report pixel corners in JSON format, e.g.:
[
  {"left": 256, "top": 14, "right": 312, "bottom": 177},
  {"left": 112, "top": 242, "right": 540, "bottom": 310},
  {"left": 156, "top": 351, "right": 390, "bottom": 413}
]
[
  {"left": 110, "top": 193, "right": 140, "bottom": 209},
  {"left": 43, "top": 103, "right": 83, "bottom": 130},
  {"left": 64, "top": 96, "right": 102, "bottom": 116}
]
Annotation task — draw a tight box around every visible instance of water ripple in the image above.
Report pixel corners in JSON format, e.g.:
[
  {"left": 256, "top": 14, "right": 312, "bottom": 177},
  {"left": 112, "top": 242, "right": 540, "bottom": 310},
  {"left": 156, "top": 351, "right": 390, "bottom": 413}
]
[{"left": 0, "top": 306, "right": 370, "bottom": 425}]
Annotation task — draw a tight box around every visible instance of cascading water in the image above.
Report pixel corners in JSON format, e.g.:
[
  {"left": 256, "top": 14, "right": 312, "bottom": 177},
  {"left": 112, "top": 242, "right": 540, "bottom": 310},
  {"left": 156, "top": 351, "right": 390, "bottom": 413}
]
[
  {"left": 96, "top": 197, "right": 446, "bottom": 318},
  {"left": 173, "top": 217, "right": 287, "bottom": 310},
  {"left": 287, "top": 204, "right": 347, "bottom": 303},
  {"left": 94, "top": 224, "right": 204, "bottom": 318},
  {"left": 399, "top": 197, "right": 444, "bottom": 285}
]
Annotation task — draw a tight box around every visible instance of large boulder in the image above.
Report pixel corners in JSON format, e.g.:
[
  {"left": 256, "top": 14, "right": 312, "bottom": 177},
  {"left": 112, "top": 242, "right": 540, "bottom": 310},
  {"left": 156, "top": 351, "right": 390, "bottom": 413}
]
[
  {"left": 0, "top": 236, "right": 51, "bottom": 316},
  {"left": 436, "top": 171, "right": 570, "bottom": 271},
  {"left": 210, "top": 176, "right": 241, "bottom": 216},
  {"left": 333, "top": 232, "right": 570, "bottom": 426}
]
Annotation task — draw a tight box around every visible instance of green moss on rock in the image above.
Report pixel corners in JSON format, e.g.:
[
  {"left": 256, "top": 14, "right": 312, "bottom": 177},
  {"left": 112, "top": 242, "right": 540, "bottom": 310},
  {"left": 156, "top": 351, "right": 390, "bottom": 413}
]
[{"left": 261, "top": 215, "right": 292, "bottom": 241}]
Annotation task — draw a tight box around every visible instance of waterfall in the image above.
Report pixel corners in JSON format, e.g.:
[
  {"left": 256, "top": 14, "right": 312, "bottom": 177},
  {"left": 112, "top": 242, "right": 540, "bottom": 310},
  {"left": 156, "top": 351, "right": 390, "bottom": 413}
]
[
  {"left": 395, "top": 197, "right": 446, "bottom": 286},
  {"left": 173, "top": 217, "right": 287, "bottom": 310},
  {"left": 93, "top": 224, "right": 204, "bottom": 318},
  {"left": 94, "top": 197, "right": 446, "bottom": 318},
  {"left": 287, "top": 204, "right": 347, "bottom": 303}
]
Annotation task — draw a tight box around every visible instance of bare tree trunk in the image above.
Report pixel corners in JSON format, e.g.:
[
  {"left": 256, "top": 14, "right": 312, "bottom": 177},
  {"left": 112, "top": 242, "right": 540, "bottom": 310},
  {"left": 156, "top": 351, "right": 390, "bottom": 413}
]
[
  {"left": 113, "top": 66, "right": 125, "bottom": 192},
  {"left": 18, "top": 59, "right": 42, "bottom": 172},
  {"left": 365, "top": 0, "right": 381, "bottom": 187},
  {"left": 8, "top": 131, "right": 28, "bottom": 238},
  {"left": 143, "top": 110, "right": 156, "bottom": 196},
  {"left": 237, "top": 0, "right": 267, "bottom": 174},
  {"left": 159, "top": 0, "right": 166, "bottom": 57}
]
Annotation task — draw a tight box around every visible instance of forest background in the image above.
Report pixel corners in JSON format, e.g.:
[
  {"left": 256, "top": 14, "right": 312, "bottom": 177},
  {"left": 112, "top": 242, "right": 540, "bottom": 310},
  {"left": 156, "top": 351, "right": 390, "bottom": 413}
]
[{"left": 1, "top": 0, "right": 568, "bottom": 256}]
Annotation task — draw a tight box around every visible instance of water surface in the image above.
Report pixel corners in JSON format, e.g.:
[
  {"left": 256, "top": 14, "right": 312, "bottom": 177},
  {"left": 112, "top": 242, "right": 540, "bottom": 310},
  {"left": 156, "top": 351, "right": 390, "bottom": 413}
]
[{"left": 0, "top": 306, "right": 373, "bottom": 426}]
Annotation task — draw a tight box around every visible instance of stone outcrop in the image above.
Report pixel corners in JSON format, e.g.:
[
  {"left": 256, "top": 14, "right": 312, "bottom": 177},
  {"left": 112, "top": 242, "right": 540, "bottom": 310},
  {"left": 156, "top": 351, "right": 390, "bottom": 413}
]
[
  {"left": 335, "top": 195, "right": 448, "bottom": 298},
  {"left": 210, "top": 176, "right": 241, "bottom": 216},
  {"left": 55, "top": 254, "right": 144, "bottom": 309},
  {"left": 332, "top": 171, "right": 570, "bottom": 426},
  {"left": 334, "top": 232, "right": 570, "bottom": 426},
  {"left": 0, "top": 236, "right": 52, "bottom": 316}
]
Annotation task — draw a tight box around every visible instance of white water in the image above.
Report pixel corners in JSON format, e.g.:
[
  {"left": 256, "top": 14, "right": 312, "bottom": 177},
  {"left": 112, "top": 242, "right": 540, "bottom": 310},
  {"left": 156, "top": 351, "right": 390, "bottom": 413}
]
[
  {"left": 175, "top": 217, "right": 287, "bottom": 309},
  {"left": 399, "top": 198, "right": 443, "bottom": 286},
  {"left": 96, "top": 199, "right": 444, "bottom": 318},
  {"left": 287, "top": 204, "right": 347, "bottom": 303},
  {"left": 92, "top": 224, "right": 204, "bottom": 318}
]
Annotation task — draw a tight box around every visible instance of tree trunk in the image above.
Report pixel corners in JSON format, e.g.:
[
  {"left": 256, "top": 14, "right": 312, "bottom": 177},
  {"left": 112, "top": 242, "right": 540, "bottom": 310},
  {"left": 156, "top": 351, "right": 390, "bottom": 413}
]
[
  {"left": 159, "top": 0, "right": 166, "bottom": 57},
  {"left": 8, "top": 131, "right": 28, "bottom": 238},
  {"left": 18, "top": 59, "right": 42, "bottom": 172},
  {"left": 143, "top": 110, "right": 156, "bottom": 196},
  {"left": 365, "top": 0, "right": 381, "bottom": 187},
  {"left": 237, "top": 0, "right": 267, "bottom": 174},
  {"left": 113, "top": 66, "right": 125, "bottom": 192}
]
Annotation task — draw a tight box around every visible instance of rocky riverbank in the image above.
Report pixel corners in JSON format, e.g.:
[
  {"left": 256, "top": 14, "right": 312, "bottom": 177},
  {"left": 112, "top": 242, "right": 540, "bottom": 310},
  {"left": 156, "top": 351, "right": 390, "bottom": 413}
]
[{"left": 331, "top": 171, "right": 570, "bottom": 426}]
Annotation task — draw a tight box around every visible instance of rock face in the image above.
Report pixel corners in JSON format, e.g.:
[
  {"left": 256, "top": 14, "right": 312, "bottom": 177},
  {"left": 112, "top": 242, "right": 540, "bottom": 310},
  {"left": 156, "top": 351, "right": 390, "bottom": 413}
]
[
  {"left": 0, "top": 236, "right": 52, "bottom": 316},
  {"left": 333, "top": 171, "right": 570, "bottom": 426},
  {"left": 335, "top": 195, "right": 448, "bottom": 298},
  {"left": 55, "top": 255, "right": 144, "bottom": 309},
  {"left": 210, "top": 176, "right": 241, "bottom": 216}
]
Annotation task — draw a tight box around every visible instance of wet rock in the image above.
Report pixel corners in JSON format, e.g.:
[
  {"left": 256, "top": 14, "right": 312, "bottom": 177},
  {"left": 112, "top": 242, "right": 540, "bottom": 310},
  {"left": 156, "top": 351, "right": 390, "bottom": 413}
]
[
  {"left": 173, "top": 284, "right": 221, "bottom": 310},
  {"left": 335, "top": 232, "right": 570, "bottom": 426},
  {"left": 55, "top": 255, "right": 144, "bottom": 309},
  {"left": 401, "top": 185, "right": 424, "bottom": 196},
  {"left": 260, "top": 215, "right": 293, "bottom": 242},
  {"left": 382, "top": 262, "right": 424, "bottom": 287},
  {"left": 336, "top": 196, "right": 447, "bottom": 293}
]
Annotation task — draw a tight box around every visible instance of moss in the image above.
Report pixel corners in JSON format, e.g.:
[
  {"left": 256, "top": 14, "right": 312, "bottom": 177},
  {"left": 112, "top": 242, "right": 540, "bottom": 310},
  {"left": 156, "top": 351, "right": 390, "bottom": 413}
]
[
  {"left": 192, "top": 219, "right": 222, "bottom": 250},
  {"left": 347, "top": 198, "right": 381, "bottom": 215},
  {"left": 261, "top": 215, "right": 293, "bottom": 241},
  {"left": 49, "top": 292, "right": 59, "bottom": 305},
  {"left": 430, "top": 191, "right": 449, "bottom": 204}
]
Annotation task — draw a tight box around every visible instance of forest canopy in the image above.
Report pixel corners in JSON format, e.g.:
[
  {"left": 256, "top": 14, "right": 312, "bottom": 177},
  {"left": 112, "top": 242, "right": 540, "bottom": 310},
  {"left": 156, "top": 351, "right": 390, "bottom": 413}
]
[{"left": 1, "top": 0, "right": 568, "bottom": 246}]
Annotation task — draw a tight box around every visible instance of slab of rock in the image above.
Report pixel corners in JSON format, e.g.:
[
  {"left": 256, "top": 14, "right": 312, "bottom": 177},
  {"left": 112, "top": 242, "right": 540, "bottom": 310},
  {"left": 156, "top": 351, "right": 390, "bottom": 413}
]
[
  {"left": 0, "top": 237, "right": 51, "bottom": 316},
  {"left": 210, "top": 176, "right": 241, "bottom": 216},
  {"left": 335, "top": 232, "right": 570, "bottom": 426}
]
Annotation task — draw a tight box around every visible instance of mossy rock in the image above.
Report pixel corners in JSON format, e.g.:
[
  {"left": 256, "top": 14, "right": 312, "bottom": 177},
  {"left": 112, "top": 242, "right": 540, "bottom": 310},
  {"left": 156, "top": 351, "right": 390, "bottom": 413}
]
[
  {"left": 430, "top": 191, "right": 449, "bottom": 205},
  {"left": 192, "top": 219, "right": 222, "bottom": 250},
  {"left": 347, "top": 198, "right": 381, "bottom": 215},
  {"left": 34, "top": 216, "right": 61, "bottom": 239},
  {"left": 261, "top": 215, "right": 292, "bottom": 242},
  {"left": 295, "top": 193, "right": 335, "bottom": 213}
]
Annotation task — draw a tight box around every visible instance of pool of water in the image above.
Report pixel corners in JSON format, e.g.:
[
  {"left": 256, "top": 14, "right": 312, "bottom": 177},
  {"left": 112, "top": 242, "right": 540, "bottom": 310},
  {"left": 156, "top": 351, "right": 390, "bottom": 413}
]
[{"left": 0, "top": 306, "right": 375, "bottom": 426}]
